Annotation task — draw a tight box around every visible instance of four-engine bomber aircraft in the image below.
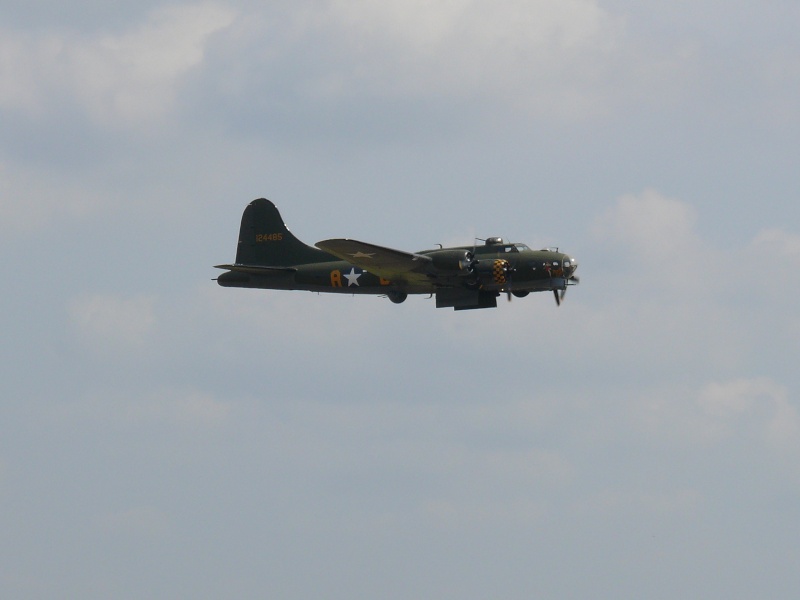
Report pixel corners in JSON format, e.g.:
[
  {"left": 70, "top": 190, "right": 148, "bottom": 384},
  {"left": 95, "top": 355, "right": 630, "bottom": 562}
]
[{"left": 215, "top": 198, "right": 579, "bottom": 310}]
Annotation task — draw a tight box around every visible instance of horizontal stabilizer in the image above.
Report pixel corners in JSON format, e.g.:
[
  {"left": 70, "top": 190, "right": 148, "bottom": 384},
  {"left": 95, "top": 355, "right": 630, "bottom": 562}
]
[{"left": 214, "top": 264, "right": 297, "bottom": 276}]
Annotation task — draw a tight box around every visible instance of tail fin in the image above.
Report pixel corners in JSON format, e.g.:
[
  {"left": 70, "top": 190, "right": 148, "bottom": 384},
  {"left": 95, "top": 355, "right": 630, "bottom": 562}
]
[{"left": 234, "top": 198, "right": 335, "bottom": 266}]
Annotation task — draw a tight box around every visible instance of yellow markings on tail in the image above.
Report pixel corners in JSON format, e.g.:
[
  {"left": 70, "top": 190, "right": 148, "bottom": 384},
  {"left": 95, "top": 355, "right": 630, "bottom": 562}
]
[
  {"left": 330, "top": 270, "right": 343, "bottom": 287},
  {"left": 255, "top": 233, "right": 284, "bottom": 242}
]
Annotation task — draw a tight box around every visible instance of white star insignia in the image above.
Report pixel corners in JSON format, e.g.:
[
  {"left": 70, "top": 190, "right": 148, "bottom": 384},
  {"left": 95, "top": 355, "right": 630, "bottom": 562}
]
[
  {"left": 349, "top": 251, "right": 375, "bottom": 259},
  {"left": 344, "top": 267, "right": 362, "bottom": 286}
]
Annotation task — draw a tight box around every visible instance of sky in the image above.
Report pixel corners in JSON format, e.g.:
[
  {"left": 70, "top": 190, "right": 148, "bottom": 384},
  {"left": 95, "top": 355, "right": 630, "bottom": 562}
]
[{"left": 2, "top": 1, "right": 800, "bottom": 598}]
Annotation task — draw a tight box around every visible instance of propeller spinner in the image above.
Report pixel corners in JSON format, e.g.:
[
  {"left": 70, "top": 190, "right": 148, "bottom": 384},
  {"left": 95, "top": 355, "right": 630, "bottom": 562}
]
[{"left": 554, "top": 256, "right": 579, "bottom": 306}]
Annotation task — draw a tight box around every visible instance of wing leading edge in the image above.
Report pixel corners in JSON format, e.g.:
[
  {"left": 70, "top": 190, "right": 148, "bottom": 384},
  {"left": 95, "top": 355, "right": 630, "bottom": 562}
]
[{"left": 315, "top": 238, "right": 432, "bottom": 280}]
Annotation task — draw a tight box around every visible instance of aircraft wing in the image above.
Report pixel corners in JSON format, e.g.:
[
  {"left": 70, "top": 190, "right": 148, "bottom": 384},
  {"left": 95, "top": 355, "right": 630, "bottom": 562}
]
[{"left": 315, "top": 238, "right": 432, "bottom": 279}]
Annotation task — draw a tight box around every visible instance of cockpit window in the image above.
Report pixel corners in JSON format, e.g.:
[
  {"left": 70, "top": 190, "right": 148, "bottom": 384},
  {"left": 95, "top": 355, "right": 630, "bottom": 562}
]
[{"left": 515, "top": 244, "right": 530, "bottom": 251}]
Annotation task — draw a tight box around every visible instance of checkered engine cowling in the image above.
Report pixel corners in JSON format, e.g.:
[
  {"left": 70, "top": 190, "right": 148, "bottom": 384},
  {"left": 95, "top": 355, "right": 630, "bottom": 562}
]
[{"left": 472, "top": 258, "right": 511, "bottom": 289}]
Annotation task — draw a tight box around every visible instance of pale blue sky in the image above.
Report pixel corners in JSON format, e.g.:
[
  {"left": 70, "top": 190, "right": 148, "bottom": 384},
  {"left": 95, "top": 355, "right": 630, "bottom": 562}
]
[{"left": 2, "top": 2, "right": 799, "bottom": 598}]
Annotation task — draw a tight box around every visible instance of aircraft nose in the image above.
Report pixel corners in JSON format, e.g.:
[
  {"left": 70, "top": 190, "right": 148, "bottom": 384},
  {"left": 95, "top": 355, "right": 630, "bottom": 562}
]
[{"left": 564, "top": 255, "right": 578, "bottom": 277}]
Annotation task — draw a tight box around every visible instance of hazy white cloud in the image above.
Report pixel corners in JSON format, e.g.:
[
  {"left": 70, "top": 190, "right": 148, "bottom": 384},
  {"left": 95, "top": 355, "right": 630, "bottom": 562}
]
[
  {"left": 421, "top": 496, "right": 546, "bottom": 529},
  {"left": 0, "top": 3, "right": 236, "bottom": 124},
  {"left": 64, "top": 387, "right": 231, "bottom": 428},
  {"left": 736, "top": 226, "right": 800, "bottom": 336},
  {"left": 69, "top": 293, "right": 156, "bottom": 348},
  {"left": 698, "top": 378, "right": 800, "bottom": 449},
  {"left": 592, "top": 189, "right": 702, "bottom": 277},
  {"left": 576, "top": 487, "right": 702, "bottom": 517},
  {"left": 203, "top": 283, "right": 384, "bottom": 345},
  {"left": 0, "top": 31, "right": 58, "bottom": 114},
  {"left": 585, "top": 191, "right": 749, "bottom": 373},
  {"left": 0, "top": 161, "right": 103, "bottom": 234},
  {"left": 325, "top": 0, "right": 618, "bottom": 55},
  {"left": 204, "top": 0, "right": 706, "bottom": 122},
  {"left": 592, "top": 193, "right": 800, "bottom": 300},
  {"left": 303, "top": 0, "right": 628, "bottom": 116},
  {"left": 749, "top": 228, "right": 800, "bottom": 261},
  {"left": 627, "top": 377, "right": 800, "bottom": 457},
  {"left": 132, "top": 387, "right": 232, "bottom": 426}
]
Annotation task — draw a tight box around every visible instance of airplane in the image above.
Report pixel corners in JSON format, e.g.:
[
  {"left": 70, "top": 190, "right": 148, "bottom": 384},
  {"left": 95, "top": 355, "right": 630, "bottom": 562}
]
[{"left": 215, "top": 198, "right": 579, "bottom": 310}]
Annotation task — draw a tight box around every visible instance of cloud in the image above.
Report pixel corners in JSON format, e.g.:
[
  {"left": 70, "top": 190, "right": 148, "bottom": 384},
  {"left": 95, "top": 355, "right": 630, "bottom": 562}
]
[
  {"left": 130, "top": 387, "right": 231, "bottom": 426},
  {"left": 0, "top": 161, "right": 102, "bottom": 234},
  {"left": 204, "top": 0, "right": 708, "bottom": 127},
  {"left": 421, "top": 496, "right": 546, "bottom": 529},
  {"left": 61, "top": 387, "right": 231, "bottom": 429},
  {"left": 626, "top": 377, "right": 800, "bottom": 457},
  {"left": 314, "top": 0, "right": 628, "bottom": 116},
  {"left": 742, "top": 227, "right": 800, "bottom": 337},
  {"left": 69, "top": 293, "right": 156, "bottom": 348},
  {"left": 592, "top": 189, "right": 702, "bottom": 281},
  {"left": 0, "top": 3, "right": 236, "bottom": 124},
  {"left": 584, "top": 190, "right": 745, "bottom": 371},
  {"left": 576, "top": 487, "right": 702, "bottom": 517},
  {"left": 698, "top": 378, "right": 800, "bottom": 449},
  {"left": 203, "top": 283, "right": 386, "bottom": 347},
  {"left": 324, "top": 0, "right": 620, "bottom": 58},
  {"left": 749, "top": 228, "right": 800, "bottom": 260},
  {"left": 561, "top": 190, "right": 800, "bottom": 396}
]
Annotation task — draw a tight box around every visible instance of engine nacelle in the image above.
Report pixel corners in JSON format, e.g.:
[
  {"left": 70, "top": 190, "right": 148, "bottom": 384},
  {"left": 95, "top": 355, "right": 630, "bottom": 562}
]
[
  {"left": 472, "top": 259, "right": 511, "bottom": 288},
  {"left": 429, "top": 249, "right": 475, "bottom": 273}
]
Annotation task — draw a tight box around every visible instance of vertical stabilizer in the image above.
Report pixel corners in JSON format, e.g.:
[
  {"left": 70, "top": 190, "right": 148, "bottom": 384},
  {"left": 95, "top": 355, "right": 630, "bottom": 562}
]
[{"left": 235, "top": 198, "right": 335, "bottom": 266}]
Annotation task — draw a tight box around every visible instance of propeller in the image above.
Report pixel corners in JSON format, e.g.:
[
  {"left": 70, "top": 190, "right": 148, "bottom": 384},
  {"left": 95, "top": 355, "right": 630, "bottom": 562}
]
[
  {"left": 468, "top": 238, "right": 480, "bottom": 285},
  {"left": 496, "top": 259, "right": 513, "bottom": 302},
  {"left": 553, "top": 256, "right": 580, "bottom": 306},
  {"left": 555, "top": 274, "right": 579, "bottom": 306},
  {"left": 465, "top": 249, "right": 478, "bottom": 274}
]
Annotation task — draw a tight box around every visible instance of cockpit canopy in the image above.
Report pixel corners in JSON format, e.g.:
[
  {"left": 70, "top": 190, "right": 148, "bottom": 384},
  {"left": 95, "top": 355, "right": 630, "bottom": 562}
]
[
  {"left": 499, "top": 243, "right": 530, "bottom": 253},
  {"left": 484, "top": 238, "right": 531, "bottom": 253}
]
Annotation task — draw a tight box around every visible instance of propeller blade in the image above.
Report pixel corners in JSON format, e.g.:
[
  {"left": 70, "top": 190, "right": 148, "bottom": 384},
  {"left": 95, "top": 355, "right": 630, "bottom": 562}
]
[
  {"left": 553, "top": 289, "right": 561, "bottom": 306},
  {"left": 503, "top": 260, "right": 514, "bottom": 302}
]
